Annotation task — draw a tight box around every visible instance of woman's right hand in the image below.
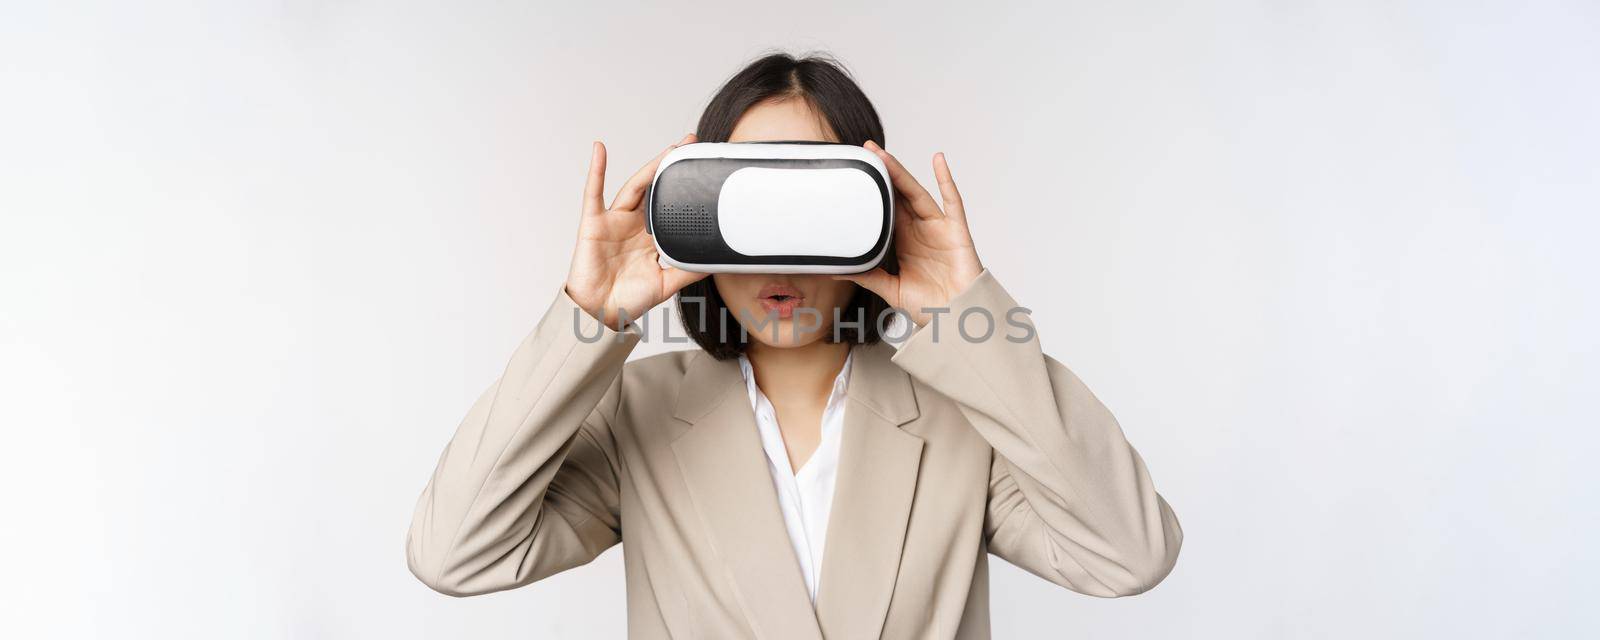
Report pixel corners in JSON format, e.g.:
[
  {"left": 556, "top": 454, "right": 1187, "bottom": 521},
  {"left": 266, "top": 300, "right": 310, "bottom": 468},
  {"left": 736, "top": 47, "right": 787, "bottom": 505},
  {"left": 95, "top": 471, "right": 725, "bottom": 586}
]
[{"left": 565, "top": 134, "right": 707, "bottom": 329}]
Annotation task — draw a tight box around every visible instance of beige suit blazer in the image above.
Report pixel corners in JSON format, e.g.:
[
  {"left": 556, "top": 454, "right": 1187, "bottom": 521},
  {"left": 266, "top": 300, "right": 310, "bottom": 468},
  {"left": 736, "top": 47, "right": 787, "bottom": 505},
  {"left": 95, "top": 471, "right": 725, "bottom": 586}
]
[{"left": 406, "top": 270, "right": 1183, "bottom": 639}]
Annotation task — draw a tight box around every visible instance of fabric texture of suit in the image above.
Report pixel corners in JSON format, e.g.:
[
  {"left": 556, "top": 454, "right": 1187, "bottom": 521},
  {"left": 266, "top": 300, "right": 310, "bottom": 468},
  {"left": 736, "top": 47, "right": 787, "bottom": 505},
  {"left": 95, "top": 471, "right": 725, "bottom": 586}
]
[{"left": 406, "top": 270, "right": 1183, "bottom": 639}]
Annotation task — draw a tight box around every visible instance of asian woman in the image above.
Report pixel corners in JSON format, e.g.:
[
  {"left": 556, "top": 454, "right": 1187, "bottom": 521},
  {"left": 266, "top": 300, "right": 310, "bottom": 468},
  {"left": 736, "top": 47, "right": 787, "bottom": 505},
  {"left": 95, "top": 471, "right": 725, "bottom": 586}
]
[{"left": 406, "top": 52, "right": 1182, "bottom": 640}]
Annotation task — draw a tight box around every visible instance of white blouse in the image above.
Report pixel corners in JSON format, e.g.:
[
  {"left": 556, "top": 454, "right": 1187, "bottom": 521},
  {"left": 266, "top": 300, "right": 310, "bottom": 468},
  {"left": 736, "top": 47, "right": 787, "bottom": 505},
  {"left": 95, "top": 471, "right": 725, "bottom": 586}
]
[{"left": 736, "top": 351, "right": 853, "bottom": 603}]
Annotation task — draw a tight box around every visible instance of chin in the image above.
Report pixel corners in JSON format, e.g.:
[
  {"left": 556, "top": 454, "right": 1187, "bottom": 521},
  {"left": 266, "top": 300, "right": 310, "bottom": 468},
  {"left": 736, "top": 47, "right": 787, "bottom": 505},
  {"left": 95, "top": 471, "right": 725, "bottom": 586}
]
[{"left": 739, "top": 319, "right": 832, "bottom": 349}]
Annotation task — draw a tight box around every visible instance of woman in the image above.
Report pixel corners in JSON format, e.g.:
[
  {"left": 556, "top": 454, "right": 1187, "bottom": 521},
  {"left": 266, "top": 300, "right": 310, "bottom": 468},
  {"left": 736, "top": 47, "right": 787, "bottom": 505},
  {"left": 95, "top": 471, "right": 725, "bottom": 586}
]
[{"left": 406, "top": 53, "right": 1182, "bottom": 639}]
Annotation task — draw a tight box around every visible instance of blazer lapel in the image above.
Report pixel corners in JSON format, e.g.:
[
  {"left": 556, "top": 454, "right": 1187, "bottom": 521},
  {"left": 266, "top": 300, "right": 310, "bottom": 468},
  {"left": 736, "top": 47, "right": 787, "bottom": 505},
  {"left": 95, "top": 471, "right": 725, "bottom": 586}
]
[
  {"left": 670, "top": 351, "right": 823, "bottom": 640},
  {"left": 815, "top": 341, "right": 924, "bottom": 639}
]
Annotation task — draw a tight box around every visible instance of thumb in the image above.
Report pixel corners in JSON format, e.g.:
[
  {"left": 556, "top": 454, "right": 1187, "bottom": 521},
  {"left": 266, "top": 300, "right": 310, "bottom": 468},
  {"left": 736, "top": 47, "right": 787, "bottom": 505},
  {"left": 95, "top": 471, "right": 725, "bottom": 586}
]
[
  {"left": 661, "top": 266, "right": 709, "bottom": 297},
  {"left": 832, "top": 268, "right": 898, "bottom": 304}
]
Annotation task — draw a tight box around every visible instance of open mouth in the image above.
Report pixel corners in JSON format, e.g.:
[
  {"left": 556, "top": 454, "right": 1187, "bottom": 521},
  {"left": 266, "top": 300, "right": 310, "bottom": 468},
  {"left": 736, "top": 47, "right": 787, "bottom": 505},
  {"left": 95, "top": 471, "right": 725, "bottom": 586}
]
[{"left": 756, "top": 284, "right": 805, "bottom": 320}]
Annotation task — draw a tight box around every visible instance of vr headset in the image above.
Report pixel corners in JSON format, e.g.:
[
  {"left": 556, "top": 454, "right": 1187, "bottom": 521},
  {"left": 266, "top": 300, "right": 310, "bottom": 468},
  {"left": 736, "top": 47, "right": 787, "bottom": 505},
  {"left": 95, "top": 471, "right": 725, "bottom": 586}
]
[{"left": 647, "top": 142, "right": 893, "bottom": 274}]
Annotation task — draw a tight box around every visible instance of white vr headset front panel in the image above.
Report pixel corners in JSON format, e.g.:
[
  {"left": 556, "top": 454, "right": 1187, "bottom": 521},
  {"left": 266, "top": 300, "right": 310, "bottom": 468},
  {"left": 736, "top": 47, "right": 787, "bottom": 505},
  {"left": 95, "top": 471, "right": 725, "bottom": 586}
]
[
  {"left": 647, "top": 142, "right": 893, "bottom": 274},
  {"left": 717, "top": 167, "right": 883, "bottom": 258}
]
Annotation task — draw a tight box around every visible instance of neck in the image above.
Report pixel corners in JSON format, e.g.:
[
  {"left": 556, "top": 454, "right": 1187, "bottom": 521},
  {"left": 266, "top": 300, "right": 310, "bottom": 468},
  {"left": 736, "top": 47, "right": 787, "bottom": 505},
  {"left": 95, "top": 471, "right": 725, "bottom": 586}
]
[{"left": 745, "top": 340, "right": 849, "bottom": 405}]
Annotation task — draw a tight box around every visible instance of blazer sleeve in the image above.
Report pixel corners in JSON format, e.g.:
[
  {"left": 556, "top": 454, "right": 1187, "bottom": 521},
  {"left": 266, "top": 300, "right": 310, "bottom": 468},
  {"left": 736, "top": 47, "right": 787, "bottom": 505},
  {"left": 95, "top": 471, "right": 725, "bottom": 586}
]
[
  {"left": 889, "top": 270, "right": 1183, "bottom": 597},
  {"left": 406, "top": 285, "right": 638, "bottom": 597}
]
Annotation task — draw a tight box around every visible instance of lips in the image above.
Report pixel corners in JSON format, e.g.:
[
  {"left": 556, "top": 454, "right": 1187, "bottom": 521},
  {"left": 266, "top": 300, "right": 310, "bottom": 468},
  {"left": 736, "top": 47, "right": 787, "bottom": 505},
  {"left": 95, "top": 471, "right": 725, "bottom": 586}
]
[{"left": 756, "top": 283, "right": 805, "bottom": 320}]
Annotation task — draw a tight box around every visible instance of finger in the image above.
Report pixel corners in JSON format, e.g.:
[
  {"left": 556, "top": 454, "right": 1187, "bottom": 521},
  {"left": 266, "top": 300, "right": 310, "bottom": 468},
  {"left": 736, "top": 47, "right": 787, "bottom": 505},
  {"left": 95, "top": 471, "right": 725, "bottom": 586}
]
[
  {"left": 831, "top": 268, "right": 898, "bottom": 304},
  {"left": 931, "top": 152, "right": 966, "bottom": 220},
  {"left": 892, "top": 197, "right": 915, "bottom": 234},
  {"left": 661, "top": 265, "right": 709, "bottom": 295},
  {"left": 610, "top": 133, "right": 697, "bottom": 212},
  {"left": 865, "top": 140, "right": 944, "bottom": 221},
  {"left": 583, "top": 141, "right": 607, "bottom": 217}
]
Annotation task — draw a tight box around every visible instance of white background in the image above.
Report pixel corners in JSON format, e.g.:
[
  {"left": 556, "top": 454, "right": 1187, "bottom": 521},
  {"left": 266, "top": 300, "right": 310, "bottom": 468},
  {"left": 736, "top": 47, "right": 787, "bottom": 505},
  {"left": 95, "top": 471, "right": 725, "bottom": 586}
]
[{"left": 3, "top": 1, "right": 1597, "bottom": 638}]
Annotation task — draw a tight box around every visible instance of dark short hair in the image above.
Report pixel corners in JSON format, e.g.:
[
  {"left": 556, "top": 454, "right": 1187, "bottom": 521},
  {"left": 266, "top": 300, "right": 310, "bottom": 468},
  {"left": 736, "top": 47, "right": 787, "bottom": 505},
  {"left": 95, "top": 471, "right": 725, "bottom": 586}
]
[{"left": 676, "top": 52, "right": 897, "bottom": 360}]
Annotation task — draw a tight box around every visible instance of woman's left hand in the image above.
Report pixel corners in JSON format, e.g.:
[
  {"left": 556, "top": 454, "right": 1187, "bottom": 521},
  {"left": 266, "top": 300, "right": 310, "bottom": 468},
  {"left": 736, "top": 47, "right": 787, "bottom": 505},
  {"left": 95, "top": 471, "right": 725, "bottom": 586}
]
[{"left": 836, "top": 140, "right": 984, "bottom": 326}]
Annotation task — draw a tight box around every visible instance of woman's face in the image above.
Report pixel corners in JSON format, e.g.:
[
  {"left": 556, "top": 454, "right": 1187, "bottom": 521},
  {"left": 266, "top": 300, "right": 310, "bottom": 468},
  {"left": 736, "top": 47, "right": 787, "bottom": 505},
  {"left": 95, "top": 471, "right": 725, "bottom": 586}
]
[{"left": 713, "top": 98, "right": 859, "bottom": 350}]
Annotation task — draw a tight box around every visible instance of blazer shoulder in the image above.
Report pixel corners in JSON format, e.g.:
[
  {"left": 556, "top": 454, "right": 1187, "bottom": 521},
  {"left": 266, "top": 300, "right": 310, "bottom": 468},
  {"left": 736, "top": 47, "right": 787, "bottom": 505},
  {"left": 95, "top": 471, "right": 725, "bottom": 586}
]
[
  {"left": 607, "top": 348, "right": 702, "bottom": 420},
  {"left": 620, "top": 347, "right": 699, "bottom": 383}
]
